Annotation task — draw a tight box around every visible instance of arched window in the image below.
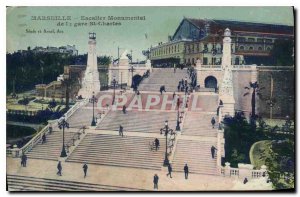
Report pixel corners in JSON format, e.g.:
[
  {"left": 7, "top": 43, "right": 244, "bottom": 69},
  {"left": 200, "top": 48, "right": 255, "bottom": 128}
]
[
  {"left": 239, "top": 46, "right": 244, "bottom": 50},
  {"left": 258, "top": 47, "right": 263, "bottom": 51},
  {"left": 266, "top": 47, "right": 271, "bottom": 51},
  {"left": 249, "top": 46, "right": 254, "bottom": 51}
]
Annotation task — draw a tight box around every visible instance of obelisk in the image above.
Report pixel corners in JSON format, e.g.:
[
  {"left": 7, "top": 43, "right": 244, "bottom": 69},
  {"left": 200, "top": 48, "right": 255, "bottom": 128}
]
[
  {"left": 78, "top": 33, "right": 101, "bottom": 98},
  {"left": 219, "top": 28, "right": 235, "bottom": 116}
]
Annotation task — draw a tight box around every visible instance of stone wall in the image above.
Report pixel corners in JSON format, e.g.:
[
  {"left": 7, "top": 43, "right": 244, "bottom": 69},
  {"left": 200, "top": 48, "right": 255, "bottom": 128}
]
[{"left": 257, "top": 66, "right": 295, "bottom": 119}]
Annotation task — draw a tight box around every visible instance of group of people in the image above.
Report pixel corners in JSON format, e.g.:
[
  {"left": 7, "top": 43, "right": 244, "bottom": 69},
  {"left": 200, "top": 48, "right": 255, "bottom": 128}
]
[
  {"left": 177, "top": 78, "right": 189, "bottom": 94},
  {"left": 153, "top": 163, "right": 189, "bottom": 189}
]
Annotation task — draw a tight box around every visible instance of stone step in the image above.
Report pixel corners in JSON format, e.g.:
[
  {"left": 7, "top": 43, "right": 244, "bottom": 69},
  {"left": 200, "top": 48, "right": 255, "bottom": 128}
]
[{"left": 7, "top": 175, "right": 146, "bottom": 191}]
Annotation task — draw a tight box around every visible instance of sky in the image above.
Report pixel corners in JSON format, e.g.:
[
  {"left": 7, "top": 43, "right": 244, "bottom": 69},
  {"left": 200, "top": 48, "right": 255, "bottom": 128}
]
[{"left": 6, "top": 6, "right": 294, "bottom": 61}]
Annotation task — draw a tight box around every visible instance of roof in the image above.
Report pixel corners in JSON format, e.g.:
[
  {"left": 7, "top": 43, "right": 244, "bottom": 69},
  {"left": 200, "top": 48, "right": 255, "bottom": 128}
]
[{"left": 176, "top": 18, "right": 294, "bottom": 37}]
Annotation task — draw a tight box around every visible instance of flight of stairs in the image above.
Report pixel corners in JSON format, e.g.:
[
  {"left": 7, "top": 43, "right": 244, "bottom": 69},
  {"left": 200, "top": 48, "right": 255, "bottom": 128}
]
[
  {"left": 26, "top": 131, "right": 77, "bottom": 160},
  {"left": 139, "top": 68, "right": 190, "bottom": 92},
  {"left": 171, "top": 139, "right": 218, "bottom": 175},
  {"left": 67, "top": 108, "right": 94, "bottom": 128},
  {"left": 182, "top": 112, "right": 218, "bottom": 137},
  {"left": 7, "top": 174, "right": 147, "bottom": 191},
  {"left": 97, "top": 110, "right": 177, "bottom": 133},
  {"left": 67, "top": 134, "right": 165, "bottom": 170}
]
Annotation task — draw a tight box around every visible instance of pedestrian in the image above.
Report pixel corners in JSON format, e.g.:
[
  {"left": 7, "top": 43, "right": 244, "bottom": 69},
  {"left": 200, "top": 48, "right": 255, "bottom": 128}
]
[
  {"left": 49, "top": 125, "right": 53, "bottom": 134},
  {"left": 243, "top": 177, "right": 248, "bottom": 184},
  {"left": 211, "top": 117, "right": 216, "bottom": 128},
  {"left": 173, "top": 92, "right": 176, "bottom": 99},
  {"left": 167, "top": 163, "right": 173, "bottom": 178},
  {"left": 119, "top": 125, "right": 124, "bottom": 137},
  {"left": 211, "top": 146, "right": 217, "bottom": 159},
  {"left": 83, "top": 163, "right": 88, "bottom": 178},
  {"left": 219, "top": 99, "right": 223, "bottom": 106},
  {"left": 122, "top": 105, "right": 126, "bottom": 114},
  {"left": 22, "top": 154, "right": 27, "bottom": 167},
  {"left": 153, "top": 174, "right": 159, "bottom": 189},
  {"left": 42, "top": 133, "right": 46, "bottom": 144},
  {"left": 184, "top": 164, "right": 189, "bottom": 179},
  {"left": 57, "top": 161, "right": 62, "bottom": 176},
  {"left": 154, "top": 138, "right": 160, "bottom": 151},
  {"left": 177, "top": 84, "right": 180, "bottom": 92}
]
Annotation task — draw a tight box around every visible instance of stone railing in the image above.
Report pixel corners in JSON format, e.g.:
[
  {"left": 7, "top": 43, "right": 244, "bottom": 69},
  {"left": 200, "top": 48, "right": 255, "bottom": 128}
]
[
  {"left": 200, "top": 65, "right": 222, "bottom": 69},
  {"left": 6, "top": 99, "right": 88, "bottom": 158},
  {"left": 220, "top": 162, "right": 268, "bottom": 179}
]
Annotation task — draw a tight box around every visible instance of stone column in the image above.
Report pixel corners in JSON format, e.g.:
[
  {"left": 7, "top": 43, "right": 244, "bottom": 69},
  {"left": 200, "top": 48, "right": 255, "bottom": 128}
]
[
  {"left": 219, "top": 28, "right": 235, "bottom": 116},
  {"left": 224, "top": 162, "right": 231, "bottom": 177},
  {"left": 195, "top": 59, "right": 202, "bottom": 87},
  {"left": 119, "top": 50, "right": 130, "bottom": 87},
  {"left": 145, "top": 59, "right": 152, "bottom": 72}
]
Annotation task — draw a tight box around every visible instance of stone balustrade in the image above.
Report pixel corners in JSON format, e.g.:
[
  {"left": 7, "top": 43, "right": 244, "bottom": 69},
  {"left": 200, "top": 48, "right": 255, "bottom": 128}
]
[
  {"left": 7, "top": 98, "right": 89, "bottom": 158},
  {"left": 220, "top": 162, "right": 268, "bottom": 179}
]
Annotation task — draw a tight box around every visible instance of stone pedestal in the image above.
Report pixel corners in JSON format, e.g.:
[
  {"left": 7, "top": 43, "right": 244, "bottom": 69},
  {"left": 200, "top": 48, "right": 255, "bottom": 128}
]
[
  {"left": 224, "top": 162, "right": 231, "bottom": 176},
  {"left": 145, "top": 59, "right": 152, "bottom": 72}
]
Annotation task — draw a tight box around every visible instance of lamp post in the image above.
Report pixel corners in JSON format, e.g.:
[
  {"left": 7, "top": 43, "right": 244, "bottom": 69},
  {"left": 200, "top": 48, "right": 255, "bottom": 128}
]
[
  {"left": 176, "top": 98, "right": 181, "bottom": 131},
  {"left": 112, "top": 76, "right": 117, "bottom": 105},
  {"left": 89, "top": 91, "right": 98, "bottom": 126},
  {"left": 58, "top": 116, "right": 69, "bottom": 157},
  {"left": 160, "top": 120, "right": 173, "bottom": 167},
  {"left": 128, "top": 65, "right": 136, "bottom": 88}
]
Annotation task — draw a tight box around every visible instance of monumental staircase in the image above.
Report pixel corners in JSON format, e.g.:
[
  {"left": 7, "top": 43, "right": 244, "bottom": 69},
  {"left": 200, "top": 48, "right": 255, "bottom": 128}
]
[
  {"left": 26, "top": 131, "right": 78, "bottom": 160},
  {"left": 171, "top": 139, "right": 218, "bottom": 175},
  {"left": 66, "top": 134, "right": 165, "bottom": 170},
  {"left": 7, "top": 174, "right": 146, "bottom": 191},
  {"left": 139, "top": 68, "right": 190, "bottom": 92},
  {"left": 97, "top": 110, "right": 177, "bottom": 133}
]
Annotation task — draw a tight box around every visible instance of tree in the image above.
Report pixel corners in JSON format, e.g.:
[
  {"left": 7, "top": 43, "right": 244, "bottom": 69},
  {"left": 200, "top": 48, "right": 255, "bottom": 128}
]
[
  {"left": 243, "top": 81, "right": 264, "bottom": 126},
  {"left": 48, "top": 98, "right": 57, "bottom": 112},
  {"left": 270, "top": 39, "right": 294, "bottom": 66}
]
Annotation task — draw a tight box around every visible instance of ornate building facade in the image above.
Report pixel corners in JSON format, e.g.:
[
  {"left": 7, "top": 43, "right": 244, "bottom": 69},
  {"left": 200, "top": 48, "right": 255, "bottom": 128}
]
[{"left": 149, "top": 18, "right": 294, "bottom": 66}]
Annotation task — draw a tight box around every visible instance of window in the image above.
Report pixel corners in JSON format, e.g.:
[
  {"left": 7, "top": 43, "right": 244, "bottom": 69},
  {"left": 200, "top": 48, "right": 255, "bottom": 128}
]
[
  {"left": 257, "top": 38, "right": 263, "bottom": 43},
  {"left": 238, "top": 37, "right": 246, "bottom": 42},
  {"left": 248, "top": 38, "right": 255, "bottom": 42},
  {"left": 239, "top": 46, "right": 245, "bottom": 50},
  {"left": 174, "top": 45, "right": 176, "bottom": 53},
  {"left": 265, "top": 39, "right": 272, "bottom": 43},
  {"left": 203, "top": 57, "right": 208, "bottom": 65},
  {"left": 266, "top": 47, "right": 272, "bottom": 51},
  {"left": 258, "top": 47, "right": 263, "bottom": 51},
  {"left": 249, "top": 46, "right": 254, "bottom": 51},
  {"left": 204, "top": 44, "right": 208, "bottom": 52},
  {"left": 212, "top": 57, "right": 216, "bottom": 65}
]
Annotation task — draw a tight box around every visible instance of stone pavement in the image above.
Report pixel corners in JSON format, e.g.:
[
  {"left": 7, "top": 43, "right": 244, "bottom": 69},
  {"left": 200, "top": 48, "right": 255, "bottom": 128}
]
[{"left": 6, "top": 157, "right": 272, "bottom": 191}]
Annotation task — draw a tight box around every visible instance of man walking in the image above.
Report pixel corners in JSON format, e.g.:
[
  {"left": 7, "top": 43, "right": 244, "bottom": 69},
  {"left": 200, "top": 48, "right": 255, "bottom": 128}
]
[
  {"left": 21, "top": 154, "right": 27, "bottom": 167},
  {"left": 167, "top": 163, "right": 173, "bottom": 178},
  {"left": 153, "top": 174, "right": 159, "bottom": 190},
  {"left": 122, "top": 105, "right": 127, "bottom": 114},
  {"left": 154, "top": 138, "right": 160, "bottom": 151},
  {"left": 42, "top": 133, "right": 46, "bottom": 144},
  {"left": 83, "top": 163, "right": 88, "bottom": 178},
  {"left": 211, "top": 146, "right": 217, "bottom": 159},
  {"left": 184, "top": 164, "right": 189, "bottom": 179},
  {"left": 57, "top": 161, "right": 62, "bottom": 176},
  {"left": 211, "top": 117, "right": 216, "bottom": 128},
  {"left": 119, "top": 125, "right": 124, "bottom": 137}
]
